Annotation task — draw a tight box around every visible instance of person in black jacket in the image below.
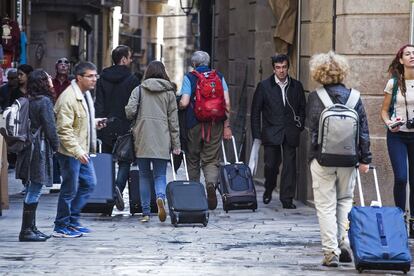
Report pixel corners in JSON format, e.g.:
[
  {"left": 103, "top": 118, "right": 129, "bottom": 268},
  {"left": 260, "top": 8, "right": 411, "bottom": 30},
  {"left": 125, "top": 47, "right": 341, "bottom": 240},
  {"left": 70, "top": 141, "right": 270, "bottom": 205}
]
[
  {"left": 306, "top": 51, "right": 371, "bottom": 267},
  {"left": 17, "top": 69, "right": 59, "bottom": 241},
  {"left": 95, "top": 45, "right": 140, "bottom": 211},
  {"left": 251, "top": 54, "right": 306, "bottom": 209}
]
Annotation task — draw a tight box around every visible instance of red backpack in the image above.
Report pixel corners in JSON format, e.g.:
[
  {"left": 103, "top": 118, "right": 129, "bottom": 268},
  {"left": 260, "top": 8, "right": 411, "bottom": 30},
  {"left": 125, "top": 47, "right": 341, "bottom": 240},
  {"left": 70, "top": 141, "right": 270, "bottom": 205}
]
[{"left": 191, "top": 70, "right": 227, "bottom": 122}]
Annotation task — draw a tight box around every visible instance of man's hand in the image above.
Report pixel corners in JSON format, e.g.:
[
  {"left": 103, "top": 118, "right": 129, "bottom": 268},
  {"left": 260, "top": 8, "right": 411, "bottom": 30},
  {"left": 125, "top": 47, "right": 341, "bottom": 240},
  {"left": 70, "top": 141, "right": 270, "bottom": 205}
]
[
  {"left": 78, "top": 153, "right": 90, "bottom": 164},
  {"left": 172, "top": 148, "right": 181, "bottom": 155},
  {"left": 359, "top": 163, "right": 369, "bottom": 174},
  {"left": 223, "top": 126, "right": 232, "bottom": 140},
  {"left": 95, "top": 118, "right": 107, "bottom": 130}
]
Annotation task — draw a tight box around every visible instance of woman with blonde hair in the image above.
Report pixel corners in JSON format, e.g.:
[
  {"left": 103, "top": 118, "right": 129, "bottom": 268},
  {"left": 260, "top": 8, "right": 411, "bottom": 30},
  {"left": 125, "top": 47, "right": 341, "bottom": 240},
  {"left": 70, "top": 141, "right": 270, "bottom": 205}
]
[{"left": 306, "top": 51, "right": 371, "bottom": 267}]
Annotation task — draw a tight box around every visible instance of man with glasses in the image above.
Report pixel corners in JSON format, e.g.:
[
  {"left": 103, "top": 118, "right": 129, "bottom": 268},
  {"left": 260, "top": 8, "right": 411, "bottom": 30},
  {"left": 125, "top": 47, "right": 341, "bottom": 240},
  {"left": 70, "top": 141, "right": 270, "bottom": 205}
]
[
  {"left": 52, "top": 57, "right": 72, "bottom": 101},
  {"left": 251, "top": 54, "right": 306, "bottom": 209},
  {"left": 53, "top": 61, "right": 106, "bottom": 238},
  {"left": 95, "top": 45, "right": 140, "bottom": 211}
]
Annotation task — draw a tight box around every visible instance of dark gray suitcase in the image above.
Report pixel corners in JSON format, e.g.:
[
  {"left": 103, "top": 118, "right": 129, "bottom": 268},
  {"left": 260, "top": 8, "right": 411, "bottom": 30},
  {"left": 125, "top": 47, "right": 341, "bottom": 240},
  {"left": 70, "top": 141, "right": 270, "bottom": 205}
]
[
  {"left": 166, "top": 152, "right": 209, "bottom": 227},
  {"left": 128, "top": 168, "right": 157, "bottom": 215},
  {"left": 219, "top": 136, "right": 257, "bottom": 212},
  {"left": 81, "top": 140, "right": 115, "bottom": 216}
]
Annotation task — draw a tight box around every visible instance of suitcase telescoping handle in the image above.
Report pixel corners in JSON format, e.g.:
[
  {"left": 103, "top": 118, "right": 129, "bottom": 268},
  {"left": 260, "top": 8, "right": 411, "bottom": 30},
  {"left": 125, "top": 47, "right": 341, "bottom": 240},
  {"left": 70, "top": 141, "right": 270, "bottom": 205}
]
[
  {"left": 170, "top": 151, "right": 189, "bottom": 181},
  {"left": 90, "top": 139, "right": 103, "bottom": 157},
  {"left": 221, "top": 135, "right": 241, "bottom": 165},
  {"left": 356, "top": 165, "right": 382, "bottom": 207}
]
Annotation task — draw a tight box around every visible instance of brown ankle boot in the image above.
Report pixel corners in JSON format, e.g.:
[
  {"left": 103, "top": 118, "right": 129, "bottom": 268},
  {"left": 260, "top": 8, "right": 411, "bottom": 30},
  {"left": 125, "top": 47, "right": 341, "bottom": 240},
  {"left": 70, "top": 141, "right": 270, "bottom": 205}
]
[{"left": 206, "top": 183, "right": 217, "bottom": 210}]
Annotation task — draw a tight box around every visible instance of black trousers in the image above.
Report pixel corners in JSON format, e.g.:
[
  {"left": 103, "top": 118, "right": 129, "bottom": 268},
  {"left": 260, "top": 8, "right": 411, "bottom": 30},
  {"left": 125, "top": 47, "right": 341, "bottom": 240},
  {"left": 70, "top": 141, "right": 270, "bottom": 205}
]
[{"left": 264, "top": 140, "right": 297, "bottom": 203}]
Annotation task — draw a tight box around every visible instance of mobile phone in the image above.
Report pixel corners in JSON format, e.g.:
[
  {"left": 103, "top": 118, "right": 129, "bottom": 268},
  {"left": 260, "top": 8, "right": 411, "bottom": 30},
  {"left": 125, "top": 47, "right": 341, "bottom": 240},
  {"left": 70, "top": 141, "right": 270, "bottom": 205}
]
[{"left": 389, "top": 120, "right": 405, "bottom": 129}]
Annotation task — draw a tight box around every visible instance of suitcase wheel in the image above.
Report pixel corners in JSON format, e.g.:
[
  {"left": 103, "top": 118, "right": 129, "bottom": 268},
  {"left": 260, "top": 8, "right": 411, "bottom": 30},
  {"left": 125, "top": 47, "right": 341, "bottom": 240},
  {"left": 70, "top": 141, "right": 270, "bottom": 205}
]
[
  {"left": 171, "top": 215, "right": 178, "bottom": 227},
  {"left": 203, "top": 221, "right": 208, "bottom": 227},
  {"left": 252, "top": 209, "right": 256, "bottom": 212}
]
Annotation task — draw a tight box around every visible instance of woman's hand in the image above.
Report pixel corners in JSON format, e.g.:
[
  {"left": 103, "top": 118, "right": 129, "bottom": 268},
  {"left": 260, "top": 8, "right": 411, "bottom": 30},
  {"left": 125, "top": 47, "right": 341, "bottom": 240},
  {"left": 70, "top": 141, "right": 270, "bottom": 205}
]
[{"left": 172, "top": 148, "right": 181, "bottom": 155}]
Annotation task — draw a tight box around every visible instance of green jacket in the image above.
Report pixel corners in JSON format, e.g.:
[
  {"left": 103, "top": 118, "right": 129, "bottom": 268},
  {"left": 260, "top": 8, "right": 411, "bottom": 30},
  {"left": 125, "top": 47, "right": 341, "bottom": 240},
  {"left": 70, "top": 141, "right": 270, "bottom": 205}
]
[
  {"left": 125, "top": 78, "right": 180, "bottom": 160},
  {"left": 54, "top": 80, "right": 97, "bottom": 159}
]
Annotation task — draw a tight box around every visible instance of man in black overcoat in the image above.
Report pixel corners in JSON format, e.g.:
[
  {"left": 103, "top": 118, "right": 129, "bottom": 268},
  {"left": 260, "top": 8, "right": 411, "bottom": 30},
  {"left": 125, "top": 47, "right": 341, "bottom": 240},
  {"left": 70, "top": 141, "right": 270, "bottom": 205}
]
[{"left": 251, "top": 54, "right": 306, "bottom": 209}]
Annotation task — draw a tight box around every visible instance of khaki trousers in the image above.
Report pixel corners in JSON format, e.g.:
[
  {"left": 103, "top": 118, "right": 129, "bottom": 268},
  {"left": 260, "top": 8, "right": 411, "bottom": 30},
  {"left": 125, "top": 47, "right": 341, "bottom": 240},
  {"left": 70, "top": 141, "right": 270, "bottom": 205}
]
[
  {"left": 310, "top": 159, "right": 356, "bottom": 256},
  {"left": 187, "top": 122, "right": 223, "bottom": 185}
]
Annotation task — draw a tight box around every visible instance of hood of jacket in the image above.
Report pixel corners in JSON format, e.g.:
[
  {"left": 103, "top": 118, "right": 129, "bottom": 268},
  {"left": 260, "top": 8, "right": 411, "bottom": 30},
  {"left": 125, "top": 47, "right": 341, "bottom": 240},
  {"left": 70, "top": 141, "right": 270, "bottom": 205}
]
[
  {"left": 100, "top": 65, "right": 132, "bottom": 83},
  {"left": 141, "top": 78, "right": 174, "bottom": 93}
]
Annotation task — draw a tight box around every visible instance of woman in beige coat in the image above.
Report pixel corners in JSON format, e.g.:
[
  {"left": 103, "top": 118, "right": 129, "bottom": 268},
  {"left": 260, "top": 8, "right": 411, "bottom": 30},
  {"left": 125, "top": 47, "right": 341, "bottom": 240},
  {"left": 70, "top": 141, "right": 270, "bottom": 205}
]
[{"left": 125, "top": 61, "right": 180, "bottom": 222}]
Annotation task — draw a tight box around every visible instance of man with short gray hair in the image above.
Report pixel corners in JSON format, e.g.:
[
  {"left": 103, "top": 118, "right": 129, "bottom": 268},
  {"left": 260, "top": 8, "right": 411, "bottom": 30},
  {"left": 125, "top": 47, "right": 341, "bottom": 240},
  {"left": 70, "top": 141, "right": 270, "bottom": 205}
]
[{"left": 179, "top": 51, "right": 232, "bottom": 210}]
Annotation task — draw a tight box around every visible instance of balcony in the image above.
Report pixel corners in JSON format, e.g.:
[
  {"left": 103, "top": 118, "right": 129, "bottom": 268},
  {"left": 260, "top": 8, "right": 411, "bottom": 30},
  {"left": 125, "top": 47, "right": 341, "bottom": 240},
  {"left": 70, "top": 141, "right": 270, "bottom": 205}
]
[{"left": 30, "top": 0, "right": 122, "bottom": 14}]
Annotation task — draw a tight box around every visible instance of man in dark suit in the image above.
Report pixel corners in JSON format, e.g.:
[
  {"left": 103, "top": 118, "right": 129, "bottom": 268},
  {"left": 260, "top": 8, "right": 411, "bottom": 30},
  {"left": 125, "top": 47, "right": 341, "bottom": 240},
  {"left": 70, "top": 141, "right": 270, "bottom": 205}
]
[{"left": 251, "top": 54, "right": 306, "bottom": 209}]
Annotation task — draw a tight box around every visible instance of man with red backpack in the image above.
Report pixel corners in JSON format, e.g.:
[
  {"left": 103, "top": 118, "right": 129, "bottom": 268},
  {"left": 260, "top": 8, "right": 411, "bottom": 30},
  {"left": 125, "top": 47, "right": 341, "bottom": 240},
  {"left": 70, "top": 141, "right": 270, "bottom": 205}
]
[{"left": 179, "top": 51, "right": 232, "bottom": 210}]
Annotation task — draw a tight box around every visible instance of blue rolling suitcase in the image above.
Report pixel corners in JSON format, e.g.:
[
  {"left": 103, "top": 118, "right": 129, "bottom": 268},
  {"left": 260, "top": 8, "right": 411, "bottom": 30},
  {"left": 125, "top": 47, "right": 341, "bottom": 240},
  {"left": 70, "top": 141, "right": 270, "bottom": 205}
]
[
  {"left": 218, "top": 136, "right": 257, "bottom": 213},
  {"left": 166, "top": 152, "right": 209, "bottom": 227},
  {"left": 348, "top": 166, "right": 411, "bottom": 274}
]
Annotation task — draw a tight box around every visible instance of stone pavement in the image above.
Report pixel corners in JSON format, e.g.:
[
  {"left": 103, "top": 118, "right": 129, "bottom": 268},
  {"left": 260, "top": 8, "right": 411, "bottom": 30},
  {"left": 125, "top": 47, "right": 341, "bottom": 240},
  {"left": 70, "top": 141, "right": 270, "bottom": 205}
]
[{"left": 1, "top": 166, "right": 413, "bottom": 276}]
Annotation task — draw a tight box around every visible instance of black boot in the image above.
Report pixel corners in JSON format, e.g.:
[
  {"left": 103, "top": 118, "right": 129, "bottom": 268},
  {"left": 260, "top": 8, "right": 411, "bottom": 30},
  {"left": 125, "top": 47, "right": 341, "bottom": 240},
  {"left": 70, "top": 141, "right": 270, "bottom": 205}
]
[
  {"left": 19, "top": 203, "right": 47, "bottom": 242},
  {"left": 31, "top": 204, "right": 51, "bottom": 240},
  {"left": 409, "top": 218, "right": 414, "bottom": 239}
]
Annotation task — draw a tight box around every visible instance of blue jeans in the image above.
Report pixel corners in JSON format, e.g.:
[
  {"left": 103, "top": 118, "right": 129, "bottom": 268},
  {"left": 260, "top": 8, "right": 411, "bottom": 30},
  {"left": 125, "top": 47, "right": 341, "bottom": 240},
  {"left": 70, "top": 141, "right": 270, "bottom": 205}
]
[
  {"left": 137, "top": 158, "right": 168, "bottom": 215},
  {"left": 54, "top": 153, "right": 97, "bottom": 228},
  {"left": 116, "top": 161, "right": 130, "bottom": 194},
  {"left": 387, "top": 131, "right": 414, "bottom": 215},
  {"left": 24, "top": 182, "right": 43, "bottom": 204}
]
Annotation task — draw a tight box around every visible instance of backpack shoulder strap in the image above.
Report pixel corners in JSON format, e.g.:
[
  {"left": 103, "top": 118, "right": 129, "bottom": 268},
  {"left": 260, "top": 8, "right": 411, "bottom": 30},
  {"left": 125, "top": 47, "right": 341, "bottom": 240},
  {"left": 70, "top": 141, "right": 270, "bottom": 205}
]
[
  {"left": 316, "top": 87, "right": 334, "bottom": 107},
  {"left": 345, "top": 89, "right": 360, "bottom": 109}
]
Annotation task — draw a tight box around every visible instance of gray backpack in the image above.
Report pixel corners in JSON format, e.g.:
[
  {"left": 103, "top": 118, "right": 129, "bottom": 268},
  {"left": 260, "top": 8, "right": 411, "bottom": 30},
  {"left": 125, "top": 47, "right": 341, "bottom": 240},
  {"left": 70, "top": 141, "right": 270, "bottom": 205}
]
[{"left": 316, "top": 87, "right": 360, "bottom": 167}]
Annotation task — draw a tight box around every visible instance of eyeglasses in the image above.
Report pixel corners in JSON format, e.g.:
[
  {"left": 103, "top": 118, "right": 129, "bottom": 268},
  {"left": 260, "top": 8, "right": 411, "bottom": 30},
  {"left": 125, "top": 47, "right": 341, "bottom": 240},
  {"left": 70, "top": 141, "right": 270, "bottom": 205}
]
[
  {"left": 82, "top": 74, "right": 99, "bottom": 80},
  {"left": 57, "top": 59, "right": 70, "bottom": 65}
]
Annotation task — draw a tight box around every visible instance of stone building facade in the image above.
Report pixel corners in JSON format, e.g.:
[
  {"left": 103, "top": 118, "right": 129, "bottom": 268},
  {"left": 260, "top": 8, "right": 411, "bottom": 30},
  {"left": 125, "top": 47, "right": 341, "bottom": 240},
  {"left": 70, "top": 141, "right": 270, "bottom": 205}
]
[{"left": 212, "top": 0, "right": 411, "bottom": 206}]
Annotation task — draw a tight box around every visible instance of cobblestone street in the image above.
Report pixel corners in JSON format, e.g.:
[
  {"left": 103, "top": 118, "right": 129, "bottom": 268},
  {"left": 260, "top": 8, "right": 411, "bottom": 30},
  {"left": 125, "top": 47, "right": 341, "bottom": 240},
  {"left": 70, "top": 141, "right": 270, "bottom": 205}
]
[{"left": 1, "top": 166, "right": 413, "bottom": 275}]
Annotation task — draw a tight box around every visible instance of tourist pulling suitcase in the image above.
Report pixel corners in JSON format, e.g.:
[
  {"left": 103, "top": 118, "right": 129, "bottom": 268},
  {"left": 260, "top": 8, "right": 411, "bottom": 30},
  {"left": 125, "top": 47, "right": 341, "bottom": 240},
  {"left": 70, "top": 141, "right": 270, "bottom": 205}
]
[
  {"left": 166, "top": 152, "right": 209, "bottom": 227},
  {"left": 81, "top": 140, "right": 115, "bottom": 216},
  {"left": 348, "top": 166, "right": 411, "bottom": 274},
  {"left": 218, "top": 136, "right": 257, "bottom": 212},
  {"left": 128, "top": 166, "right": 158, "bottom": 215}
]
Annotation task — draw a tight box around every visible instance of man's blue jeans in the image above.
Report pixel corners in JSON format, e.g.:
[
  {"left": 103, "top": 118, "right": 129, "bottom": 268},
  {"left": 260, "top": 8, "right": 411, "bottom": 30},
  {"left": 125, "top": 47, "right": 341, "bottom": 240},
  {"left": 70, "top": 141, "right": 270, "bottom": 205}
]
[
  {"left": 54, "top": 153, "right": 97, "bottom": 228},
  {"left": 387, "top": 131, "right": 414, "bottom": 215},
  {"left": 116, "top": 161, "right": 130, "bottom": 194},
  {"left": 136, "top": 158, "right": 167, "bottom": 216}
]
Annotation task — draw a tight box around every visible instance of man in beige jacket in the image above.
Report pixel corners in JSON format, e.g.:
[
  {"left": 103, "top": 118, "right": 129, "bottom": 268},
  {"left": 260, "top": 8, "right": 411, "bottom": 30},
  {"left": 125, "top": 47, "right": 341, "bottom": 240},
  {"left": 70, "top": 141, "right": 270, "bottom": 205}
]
[{"left": 53, "top": 61, "right": 106, "bottom": 238}]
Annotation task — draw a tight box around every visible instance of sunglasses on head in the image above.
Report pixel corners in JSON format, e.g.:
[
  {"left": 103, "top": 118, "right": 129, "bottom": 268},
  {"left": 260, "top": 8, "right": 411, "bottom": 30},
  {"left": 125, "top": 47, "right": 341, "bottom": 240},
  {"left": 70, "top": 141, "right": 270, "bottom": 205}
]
[{"left": 57, "top": 59, "right": 70, "bottom": 64}]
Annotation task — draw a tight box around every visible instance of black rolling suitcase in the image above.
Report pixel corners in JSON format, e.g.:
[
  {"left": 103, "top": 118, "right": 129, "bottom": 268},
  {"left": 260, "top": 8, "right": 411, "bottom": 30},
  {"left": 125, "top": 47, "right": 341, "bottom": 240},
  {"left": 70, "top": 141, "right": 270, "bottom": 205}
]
[
  {"left": 82, "top": 140, "right": 115, "bottom": 216},
  {"left": 218, "top": 136, "right": 257, "bottom": 213},
  {"left": 166, "top": 152, "right": 209, "bottom": 227},
  {"left": 128, "top": 167, "right": 158, "bottom": 215}
]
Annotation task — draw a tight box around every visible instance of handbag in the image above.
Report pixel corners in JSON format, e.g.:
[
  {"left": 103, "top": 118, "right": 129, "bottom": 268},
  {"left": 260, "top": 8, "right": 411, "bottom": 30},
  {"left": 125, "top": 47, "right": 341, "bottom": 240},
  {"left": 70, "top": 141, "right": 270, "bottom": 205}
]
[
  {"left": 112, "top": 132, "right": 135, "bottom": 162},
  {"left": 112, "top": 86, "right": 141, "bottom": 162}
]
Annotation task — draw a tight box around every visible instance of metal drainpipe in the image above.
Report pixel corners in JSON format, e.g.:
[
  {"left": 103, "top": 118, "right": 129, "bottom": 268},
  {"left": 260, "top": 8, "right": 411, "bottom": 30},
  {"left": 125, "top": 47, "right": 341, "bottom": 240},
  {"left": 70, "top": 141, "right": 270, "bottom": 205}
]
[
  {"left": 296, "top": 0, "right": 301, "bottom": 80},
  {"left": 410, "top": 0, "right": 414, "bottom": 44}
]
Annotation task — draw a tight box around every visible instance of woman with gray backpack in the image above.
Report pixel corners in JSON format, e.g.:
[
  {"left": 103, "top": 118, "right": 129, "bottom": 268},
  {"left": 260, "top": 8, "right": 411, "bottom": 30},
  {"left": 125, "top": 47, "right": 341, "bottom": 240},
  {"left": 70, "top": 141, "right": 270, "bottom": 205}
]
[{"left": 17, "top": 69, "right": 59, "bottom": 241}]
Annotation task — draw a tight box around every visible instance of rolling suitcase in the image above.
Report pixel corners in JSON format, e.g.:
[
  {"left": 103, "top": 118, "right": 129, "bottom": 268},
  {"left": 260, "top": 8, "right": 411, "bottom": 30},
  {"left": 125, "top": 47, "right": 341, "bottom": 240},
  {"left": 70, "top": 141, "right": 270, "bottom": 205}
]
[
  {"left": 128, "top": 167, "right": 158, "bottom": 215},
  {"left": 218, "top": 136, "right": 257, "bottom": 212},
  {"left": 166, "top": 152, "right": 209, "bottom": 227},
  {"left": 348, "top": 166, "right": 411, "bottom": 274},
  {"left": 81, "top": 140, "right": 115, "bottom": 216}
]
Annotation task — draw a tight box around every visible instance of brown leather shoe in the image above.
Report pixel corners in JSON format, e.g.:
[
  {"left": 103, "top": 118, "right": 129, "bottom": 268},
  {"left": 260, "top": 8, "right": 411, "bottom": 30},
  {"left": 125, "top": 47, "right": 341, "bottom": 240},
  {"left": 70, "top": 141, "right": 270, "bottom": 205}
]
[
  {"left": 156, "top": 198, "right": 166, "bottom": 222},
  {"left": 206, "top": 183, "right": 217, "bottom": 210}
]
